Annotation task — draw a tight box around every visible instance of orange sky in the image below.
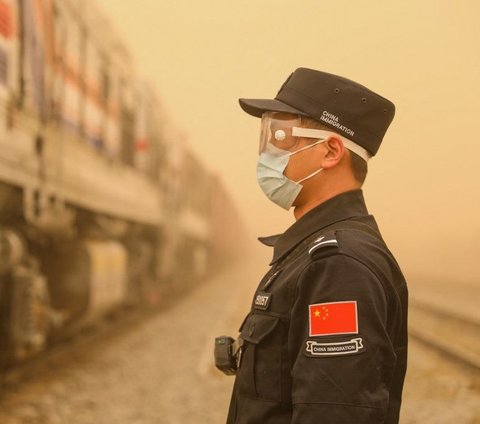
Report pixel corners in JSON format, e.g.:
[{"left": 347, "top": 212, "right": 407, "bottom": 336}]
[{"left": 96, "top": 0, "right": 480, "bottom": 285}]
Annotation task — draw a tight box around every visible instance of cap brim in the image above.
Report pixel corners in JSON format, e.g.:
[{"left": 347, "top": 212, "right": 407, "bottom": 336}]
[{"left": 238, "top": 98, "right": 306, "bottom": 118}]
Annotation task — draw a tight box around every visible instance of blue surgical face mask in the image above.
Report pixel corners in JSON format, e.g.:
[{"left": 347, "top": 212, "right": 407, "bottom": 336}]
[{"left": 256, "top": 141, "right": 324, "bottom": 210}]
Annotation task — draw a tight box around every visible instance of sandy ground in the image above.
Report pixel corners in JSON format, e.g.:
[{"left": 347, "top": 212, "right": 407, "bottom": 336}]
[{"left": 0, "top": 246, "right": 478, "bottom": 423}]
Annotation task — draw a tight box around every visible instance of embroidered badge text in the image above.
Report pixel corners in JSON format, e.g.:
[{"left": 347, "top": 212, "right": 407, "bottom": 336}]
[{"left": 305, "top": 337, "right": 365, "bottom": 357}]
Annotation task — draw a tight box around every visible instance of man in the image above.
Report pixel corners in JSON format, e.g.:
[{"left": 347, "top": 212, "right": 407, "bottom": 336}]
[{"left": 218, "top": 68, "right": 408, "bottom": 424}]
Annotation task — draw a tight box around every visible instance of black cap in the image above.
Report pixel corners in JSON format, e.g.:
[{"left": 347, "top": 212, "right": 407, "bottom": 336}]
[{"left": 239, "top": 68, "right": 395, "bottom": 156}]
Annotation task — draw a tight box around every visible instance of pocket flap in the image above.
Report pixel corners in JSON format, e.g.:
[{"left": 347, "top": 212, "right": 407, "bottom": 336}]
[{"left": 240, "top": 313, "right": 279, "bottom": 344}]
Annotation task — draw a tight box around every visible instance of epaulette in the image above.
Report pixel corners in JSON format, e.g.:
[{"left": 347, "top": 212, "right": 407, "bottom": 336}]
[{"left": 307, "top": 230, "right": 339, "bottom": 259}]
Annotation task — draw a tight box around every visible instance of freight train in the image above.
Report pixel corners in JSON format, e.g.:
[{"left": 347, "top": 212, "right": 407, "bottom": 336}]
[{"left": 0, "top": 0, "right": 246, "bottom": 368}]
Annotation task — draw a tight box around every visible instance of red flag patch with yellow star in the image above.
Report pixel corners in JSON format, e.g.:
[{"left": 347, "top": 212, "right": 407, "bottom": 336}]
[{"left": 309, "top": 301, "right": 358, "bottom": 336}]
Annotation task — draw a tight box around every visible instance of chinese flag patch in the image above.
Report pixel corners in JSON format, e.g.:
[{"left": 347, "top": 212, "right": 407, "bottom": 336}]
[{"left": 309, "top": 301, "right": 358, "bottom": 336}]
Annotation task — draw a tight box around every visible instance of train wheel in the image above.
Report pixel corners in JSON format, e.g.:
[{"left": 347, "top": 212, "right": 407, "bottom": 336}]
[{"left": 12, "top": 260, "right": 51, "bottom": 360}]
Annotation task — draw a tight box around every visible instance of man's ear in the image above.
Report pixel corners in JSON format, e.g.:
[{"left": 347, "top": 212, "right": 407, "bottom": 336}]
[{"left": 321, "top": 136, "right": 345, "bottom": 169}]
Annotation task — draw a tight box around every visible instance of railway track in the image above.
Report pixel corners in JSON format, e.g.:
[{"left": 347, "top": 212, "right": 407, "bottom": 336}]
[
  {"left": 409, "top": 299, "right": 480, "bottom": 373},
  {"left": 0, "top": 304, "right": 161, "bottom": 395}
]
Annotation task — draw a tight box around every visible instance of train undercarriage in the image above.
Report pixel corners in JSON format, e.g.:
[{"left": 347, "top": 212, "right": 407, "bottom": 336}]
[{"left": 0, "top": 180, "right": 209, "bottom": 369}]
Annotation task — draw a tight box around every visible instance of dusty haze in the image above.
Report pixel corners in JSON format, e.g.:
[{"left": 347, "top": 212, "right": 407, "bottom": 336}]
[{"left": 96, "top": 0, "right": 480, "bottom": 286}]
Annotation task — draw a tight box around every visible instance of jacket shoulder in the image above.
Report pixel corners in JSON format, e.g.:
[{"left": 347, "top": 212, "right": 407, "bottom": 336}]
[{"left": 307, "top": 225, "right": 386, "bottom": 262}]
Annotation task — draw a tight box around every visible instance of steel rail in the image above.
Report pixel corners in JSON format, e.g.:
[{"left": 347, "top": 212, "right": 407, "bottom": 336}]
[{"left": 409, "top": 299, "right": 480, "bottom": 373}]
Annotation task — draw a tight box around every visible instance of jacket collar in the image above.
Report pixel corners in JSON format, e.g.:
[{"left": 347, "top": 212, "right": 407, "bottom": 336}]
[{"left": 259, "top": 190, "right": 371, "bottom": 265}]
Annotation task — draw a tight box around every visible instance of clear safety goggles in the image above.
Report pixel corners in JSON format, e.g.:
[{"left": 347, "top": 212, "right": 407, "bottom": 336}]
[{"left": 259, "top": 112, "right": 371, "bottom": 161}]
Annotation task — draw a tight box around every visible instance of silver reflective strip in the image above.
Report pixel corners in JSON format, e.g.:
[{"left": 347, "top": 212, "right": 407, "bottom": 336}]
[{"left": 308, "top": 239, "right": 338, "bottom": 255}]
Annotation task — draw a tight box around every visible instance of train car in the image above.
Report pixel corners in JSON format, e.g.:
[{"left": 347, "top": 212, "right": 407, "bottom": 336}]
[
  {"left": 0, "top": 0, "right": 242, "bottom": 368},
  {"left": 157, "top": 141, "right": 215, "bottom": 289}
]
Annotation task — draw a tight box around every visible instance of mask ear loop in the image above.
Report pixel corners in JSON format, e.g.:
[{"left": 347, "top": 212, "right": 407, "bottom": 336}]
[
  {"left": 288, "top": 138, "right": 327, "bottom": 157},
  {"left": 292, "top": 127, "right": 371, "bottom": 161},
  {"left": 296, "top": 167, "right": 323, "bottom": 184},
  {"left": 288, "top": 136, "right": 329, "bottom": 184}
]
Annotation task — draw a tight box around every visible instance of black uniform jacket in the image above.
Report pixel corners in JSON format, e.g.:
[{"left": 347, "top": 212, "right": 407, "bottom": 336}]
[{"left": 227, "top": 190, "right": 408, "bottom": 424}]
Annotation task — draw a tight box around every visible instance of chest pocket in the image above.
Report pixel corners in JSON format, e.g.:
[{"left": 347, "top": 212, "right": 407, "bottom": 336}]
[{"left": 238, "top": 313, "right": 284, "bottom": 402}]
